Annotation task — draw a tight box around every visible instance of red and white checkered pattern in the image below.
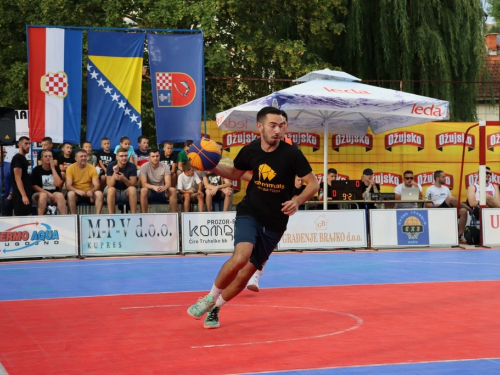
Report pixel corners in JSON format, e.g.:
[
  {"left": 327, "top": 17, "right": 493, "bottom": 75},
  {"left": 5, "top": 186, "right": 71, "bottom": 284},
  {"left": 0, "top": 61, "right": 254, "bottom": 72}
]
[
  {"left": 44, "top": 72, "right": 68, "bottom": 98},
  {"left": 156, "top": 72, "right": 172, "bottom": 90}
]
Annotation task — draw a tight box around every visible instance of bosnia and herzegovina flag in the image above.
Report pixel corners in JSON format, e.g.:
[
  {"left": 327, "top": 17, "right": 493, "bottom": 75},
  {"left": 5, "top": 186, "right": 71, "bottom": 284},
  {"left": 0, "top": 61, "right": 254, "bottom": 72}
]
[
  {"left": 86, "top": 31, "right": 145, "bottom": 149},
  {"left": 28, "top": 27, "right": 82, "bottom": 144},
  {"left": 147, "top": 33, "right": 203, "bottom": 143}
]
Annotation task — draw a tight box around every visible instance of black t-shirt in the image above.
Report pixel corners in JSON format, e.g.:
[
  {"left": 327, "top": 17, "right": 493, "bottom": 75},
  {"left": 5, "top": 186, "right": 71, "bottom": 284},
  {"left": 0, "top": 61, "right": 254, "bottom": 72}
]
[
  {"left": 293, "top": 184, "right": 306, "bottom": 197},
  {"left": 96, "top": 150, "right": 115, "bottom": 169},
  {"left": 58, "top": 153, "right": 75, "bottom": 167},
  {"left": 31, "top": 165, "right": 62, "bottom": 193},
  {"left": 206, "top": 173, "right": 223, "bottom": 186},
  {"left": 234, "top": 141, "right": 312, "bottom": 232},
  {"left": 160, "top": 153, "right": 177, "bottom": 171},
  {"left": 10, "top": 154, "right": 32, "bottom": 196},
  {"left": 106, "top": 161, "right": 137, "bottom": 190}
]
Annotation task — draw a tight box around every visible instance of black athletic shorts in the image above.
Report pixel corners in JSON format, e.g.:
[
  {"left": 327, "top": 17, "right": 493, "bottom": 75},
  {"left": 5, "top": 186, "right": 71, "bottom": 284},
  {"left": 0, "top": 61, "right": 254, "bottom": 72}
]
[
  {"left": 12, "top": 191, "right": 32, "bottom": 216},
  {"left": 438, "top": 200, "right": 450, "bottom": 208},
  {"left": 234, "top": 215, "right": 283, "bottom": 270}
]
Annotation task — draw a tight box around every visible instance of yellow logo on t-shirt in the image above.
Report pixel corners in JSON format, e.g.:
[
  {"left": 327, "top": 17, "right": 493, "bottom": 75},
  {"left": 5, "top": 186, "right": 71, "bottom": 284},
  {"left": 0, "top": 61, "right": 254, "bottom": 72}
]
[{"left": 258, "top": 163, "right": 276, "bottom": 181}]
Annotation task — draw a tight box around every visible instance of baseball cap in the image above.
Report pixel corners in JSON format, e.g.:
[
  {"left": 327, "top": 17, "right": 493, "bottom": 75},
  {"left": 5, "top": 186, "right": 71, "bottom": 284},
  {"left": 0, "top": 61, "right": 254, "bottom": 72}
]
[{"left": 363, "top": 168, "right": 374, "bottom": 175}]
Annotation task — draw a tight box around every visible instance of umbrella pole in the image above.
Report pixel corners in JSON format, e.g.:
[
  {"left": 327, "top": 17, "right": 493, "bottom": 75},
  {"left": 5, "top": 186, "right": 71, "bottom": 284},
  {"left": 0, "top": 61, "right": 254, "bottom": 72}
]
[{"left": 323, "top": 123, "right": 328, "bottom": 210}]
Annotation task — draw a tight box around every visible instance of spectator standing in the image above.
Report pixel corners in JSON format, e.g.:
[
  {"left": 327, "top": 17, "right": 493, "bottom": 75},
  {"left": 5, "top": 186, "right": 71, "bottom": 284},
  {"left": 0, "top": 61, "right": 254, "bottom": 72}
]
[
  {"left": 31, "top": 150, "right": 66, "bottom": 215},
  {"left": 140, "top": 149, "right": 177, "bottom": 213},
  {"left": 11, "top": 136, "right": 32, "bottom": 216},
  {"left": 66, "top": 149, "right": 103, "bottom": 214},
  {"left": 105, "top": 148, "right": 138, "bottom": 214}
]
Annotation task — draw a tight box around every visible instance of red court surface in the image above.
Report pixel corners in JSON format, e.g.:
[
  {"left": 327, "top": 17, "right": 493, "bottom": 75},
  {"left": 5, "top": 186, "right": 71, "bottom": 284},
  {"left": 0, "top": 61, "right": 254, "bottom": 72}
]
[{"left": 1, "top": 281, "right": 499, "bottom": 374}]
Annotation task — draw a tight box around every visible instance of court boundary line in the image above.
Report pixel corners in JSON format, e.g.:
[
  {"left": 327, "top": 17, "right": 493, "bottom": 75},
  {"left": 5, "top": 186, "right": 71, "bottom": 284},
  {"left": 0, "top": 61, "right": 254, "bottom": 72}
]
[
  {"left": 1, "top": 279, "right": 499, "bottom": 303},
  {"left": 225, "top": 357, "right": 500, "bottom": 374},
  {"left": 120, "top": 303, "right": 363, "bottom": 349},
  {"left": 0, "top": 360, "right": 7, "bottom": 375}
]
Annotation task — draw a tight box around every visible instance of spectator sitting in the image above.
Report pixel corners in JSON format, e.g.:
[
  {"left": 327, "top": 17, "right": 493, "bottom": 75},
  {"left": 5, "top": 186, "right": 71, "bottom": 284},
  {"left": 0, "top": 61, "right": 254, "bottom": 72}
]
[
  {"left": 467, "top": 166, "right": 500, "bottom": 209},
  {"left": 325, "top": 168, "right": 338, "bottom": 200},
  {"left": 139, "top": 148, "right": 177, "bottom": 213},
  {"left": 96, "top": 137, "right": 114, "bottom": 191},
  {"left": 65, "top": 149, "right": 103, "bottom": 214},
  {"left": 31, "top": 150, "right": 66, "bottom": 215},
  {"left": 359, "top": 168, "right": 380, "bottom": 210},
  {"left": 136, "top": 135, "right": 150, "bottom": 170},
  {"left": 177, "top": 162, "right": 204, "bottom": 212},
  {"left": 425, "top": 169, "right": 471, "bottom": 243},
  {"left": 57, "top": 142, "right": 75, "bottom": 179},
  {"left": 160, "top": 141, "right": 177, "bottom": 187},
  {"left": 293, "top": 175, "right": 306, "bottom": 210},
  {"left": 203, "top": 170, "right": 233, "bottom": 211},
  {"left": 105, "top": 147, "right": 138, "bottom": 214},
  {"left": 177, "top": 140, "right": 193, "bottom": 175},
  {"left": 394, "top": 170, "right": 423, "bottom": 209},
  {"left": 83, "top": 141, "right": 98, "bottom": 167}
]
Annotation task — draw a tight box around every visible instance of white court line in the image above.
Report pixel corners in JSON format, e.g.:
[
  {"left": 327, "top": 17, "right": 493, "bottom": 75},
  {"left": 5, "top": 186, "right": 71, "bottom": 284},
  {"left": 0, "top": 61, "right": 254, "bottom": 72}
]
[
  {"left": 121, "top": 303, "right": 363, "bottom": 349},
  {"left": 0, "top": 359, "right": 7, "bottom": 375},
  {"left": 224, "top": 356, "right": 500, "bottom": 374},
  {"left": 387, "top": 260, "right": 500, "bottom": 266}
]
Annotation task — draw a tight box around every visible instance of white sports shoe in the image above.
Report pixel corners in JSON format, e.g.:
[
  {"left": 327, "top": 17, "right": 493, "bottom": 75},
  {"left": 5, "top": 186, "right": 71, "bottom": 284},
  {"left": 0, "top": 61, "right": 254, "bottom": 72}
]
[{"left": 246, "top": 273, "right": 260, "bottom": 292}]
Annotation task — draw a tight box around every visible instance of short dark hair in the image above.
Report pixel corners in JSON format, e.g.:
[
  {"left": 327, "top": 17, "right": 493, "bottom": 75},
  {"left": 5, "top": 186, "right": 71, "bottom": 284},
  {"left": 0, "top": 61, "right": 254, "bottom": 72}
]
[
  {"left": 149, "top": 148, "right": 160, "bottom": 155},
  {"left": 82, "top": 141, "right": 92, "bottom": 147},
  {"left": 328, "top": 168, "right": 337, "bottom": 174},
  {"left": 120, "top": 136, "right": 130, "bottom": 143},
  {"left": 116, "top": 147, "right": 128, "bottom": 155},
  {"left": 163, "top": 141, "right": 173, "bottom": 147},
  {"left": 138, "top": 135, "right": 149, "bottom": 143},
  {"left": 403, "top": 170, "right": 413, "bottom": 176},
  {"left": 182, "top": 162, "right": 193, "bottom": 171},
  {"left": 434, "top": 170, "right": 444, "bottom": 180},
  {"left": 75, "top": 148, "right": 87, "bottom": 157},
  {"left": 257, "top": 106, "right": 282, "bottom": 124},
  {"left": 184, "top": 140, "right": 193, "bottom": 148},
  {"left": 61, "top": 142, "right": 72, "bottom": 148},
  {"left": 42, "top": 137, "right": 53, "bottom": 143},
  {"left": 18, "top": 136, "right": 30, "bottom": 143},
  {"left": 100, "top": 137, "right": 110, "bottom": 142}
]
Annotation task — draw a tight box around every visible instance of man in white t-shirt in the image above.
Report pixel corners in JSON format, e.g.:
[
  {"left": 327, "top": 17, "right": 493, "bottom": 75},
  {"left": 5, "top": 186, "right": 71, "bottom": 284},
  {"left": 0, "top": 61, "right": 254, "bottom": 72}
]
[
  {"left": 467, "top": 166, "right": 500, "bottom": 209},
  {"left": 394, "top": 170, "right": 422, "bottom": 209},
  {"left": 425, "top": 170, "right": 471, "bottom": 242}
]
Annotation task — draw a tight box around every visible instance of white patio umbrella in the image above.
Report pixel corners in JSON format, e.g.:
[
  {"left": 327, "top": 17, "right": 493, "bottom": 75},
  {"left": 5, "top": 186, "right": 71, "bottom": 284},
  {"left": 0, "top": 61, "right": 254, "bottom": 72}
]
[{"left": 216, "top": 73, "right": 450, "bottom": 209}]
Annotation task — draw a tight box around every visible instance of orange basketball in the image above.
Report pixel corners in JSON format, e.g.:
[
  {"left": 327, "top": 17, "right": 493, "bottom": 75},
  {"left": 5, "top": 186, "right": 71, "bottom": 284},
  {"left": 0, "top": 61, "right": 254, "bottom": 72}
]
[{"left": 187, "top": 139, "right": 221, "bottom": 171}]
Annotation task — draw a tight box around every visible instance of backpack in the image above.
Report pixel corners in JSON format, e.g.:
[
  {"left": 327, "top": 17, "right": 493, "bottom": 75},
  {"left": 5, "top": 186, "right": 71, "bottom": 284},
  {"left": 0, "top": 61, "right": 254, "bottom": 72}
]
[{"left": 464, "top": 216, "right": 480, "bottom": 245}]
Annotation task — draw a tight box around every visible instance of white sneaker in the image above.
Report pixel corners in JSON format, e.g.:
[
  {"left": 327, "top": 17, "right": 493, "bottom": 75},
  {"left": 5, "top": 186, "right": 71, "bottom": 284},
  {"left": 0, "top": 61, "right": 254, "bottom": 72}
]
[{"left": 247, "top": 273, "right": 260, "bottom": 292}]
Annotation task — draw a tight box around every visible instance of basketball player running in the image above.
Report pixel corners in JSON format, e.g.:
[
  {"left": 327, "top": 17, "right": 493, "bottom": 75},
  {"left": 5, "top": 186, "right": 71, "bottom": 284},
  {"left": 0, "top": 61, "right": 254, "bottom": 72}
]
[
  {"left": 187, "top": 106, "right": 319, "bottom": 329},
  {"left": 247, "top": 109, "right": 293, "bottom": 292}
]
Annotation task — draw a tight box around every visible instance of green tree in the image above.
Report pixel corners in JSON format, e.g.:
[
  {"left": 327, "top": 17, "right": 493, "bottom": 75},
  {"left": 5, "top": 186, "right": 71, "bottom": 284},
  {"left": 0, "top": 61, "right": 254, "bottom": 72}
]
[{"left": 339, "top": 0, "right": 485, "bottom": 121}]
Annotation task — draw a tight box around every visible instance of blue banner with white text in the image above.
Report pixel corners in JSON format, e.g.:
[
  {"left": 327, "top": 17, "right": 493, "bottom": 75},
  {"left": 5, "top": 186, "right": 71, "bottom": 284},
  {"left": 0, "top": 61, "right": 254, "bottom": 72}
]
[
  {"left": 86, "top": 31, "right": 145, "bottom": 150},
  {"left": 147, "top": 33, "right": 203, "bottom": 143}
]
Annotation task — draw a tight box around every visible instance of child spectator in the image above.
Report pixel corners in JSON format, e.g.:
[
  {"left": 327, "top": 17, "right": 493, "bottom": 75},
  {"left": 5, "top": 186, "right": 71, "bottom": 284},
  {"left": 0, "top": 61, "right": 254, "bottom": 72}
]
[
  {"left": 177, "top": 140, "right": 193, "bottom": 175},
  {"left": 177, "top": 162, "right": 204, "bottom": 212},
  {"left": 160, "top": 141, "right": 177, "bottom": 187},
  {"left": 83, "top": 141, "right": 97, "bottom": 166},
  {"left": 113, "top": 136, "right": 136, "bottom": 164},
  {"left": 96, "top": 137, "right": 114, "bottom": 191},
  {"left": 37, "top": 137, "right": 57, "bottom": 166},
  {"left": 203, "top": 170, "right": 233, "bottom": 211},
  {"left": 57, "top": 142, "right": 75, "bottom": 178}
]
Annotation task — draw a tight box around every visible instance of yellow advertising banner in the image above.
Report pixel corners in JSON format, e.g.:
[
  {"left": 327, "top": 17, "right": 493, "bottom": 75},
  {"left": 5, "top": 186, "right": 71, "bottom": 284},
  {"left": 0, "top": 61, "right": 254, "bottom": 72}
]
[{"left": 202, "top": 121, "right": 500, "bottom": 203}]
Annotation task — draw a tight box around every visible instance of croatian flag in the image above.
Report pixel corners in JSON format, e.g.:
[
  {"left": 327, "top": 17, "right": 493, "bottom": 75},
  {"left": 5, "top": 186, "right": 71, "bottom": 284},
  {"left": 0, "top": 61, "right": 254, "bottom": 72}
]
[{"left": 28, "top": 27, "right": 82, "bottom": 144}]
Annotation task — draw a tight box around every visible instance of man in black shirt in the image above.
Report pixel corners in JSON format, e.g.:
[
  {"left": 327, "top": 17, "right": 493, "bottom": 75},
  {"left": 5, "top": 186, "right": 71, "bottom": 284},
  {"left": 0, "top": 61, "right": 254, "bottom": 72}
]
[
  {"left": 160, "top": 141, "right": 177, "bottom": 187},
  {"left": 105, "top": 148, "right": 138, "bottom": 214},
  {"left": 11, "top": 136, "right": 32, "bottom": 216},
  {"left": 32, "top": 150, "right": 66, "bottom": 215},
  {"left": 187, "top": 106, "right": 319, "bottom": 329},
  {"left": 359, "top": 168, "right": 380, "bottom": 210}
]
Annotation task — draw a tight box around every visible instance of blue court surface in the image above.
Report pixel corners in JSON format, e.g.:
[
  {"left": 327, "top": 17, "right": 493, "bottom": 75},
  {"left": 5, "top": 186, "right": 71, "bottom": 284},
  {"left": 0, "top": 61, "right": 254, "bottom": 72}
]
[{"left": 1, "top": 248, "right": 500, "bottom": 374}]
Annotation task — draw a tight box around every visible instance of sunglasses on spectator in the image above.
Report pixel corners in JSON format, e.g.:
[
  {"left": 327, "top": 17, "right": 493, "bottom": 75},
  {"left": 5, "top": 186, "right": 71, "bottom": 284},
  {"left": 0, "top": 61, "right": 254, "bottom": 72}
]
[
  {"left": 405, "top": 176, "right": 414, "bottom": 180},
  {"left": 486, "top": 172, "right": 492, "bottom": 175}
]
